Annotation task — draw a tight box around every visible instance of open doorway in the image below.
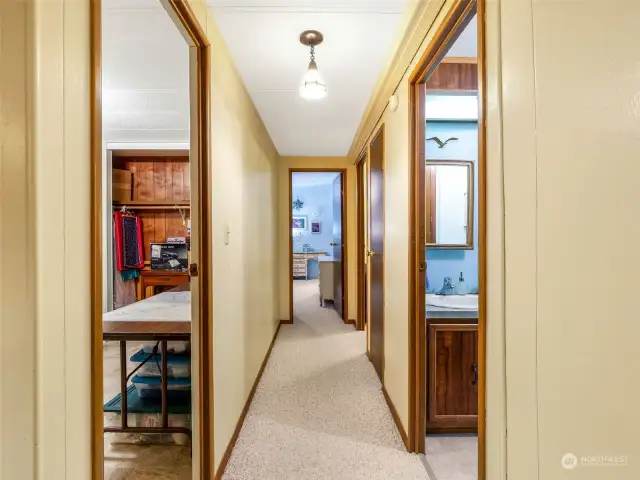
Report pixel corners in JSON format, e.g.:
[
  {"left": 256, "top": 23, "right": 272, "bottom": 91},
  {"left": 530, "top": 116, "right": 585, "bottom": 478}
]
[
  {"left": 289, "top": 170, "right": 348, "bottom": 326},
  {"left": 91, "top": 0, "right": 212, "bottom": 478},
  {"left": 409, "top": 1, "right": 486, "bottom": 479}
]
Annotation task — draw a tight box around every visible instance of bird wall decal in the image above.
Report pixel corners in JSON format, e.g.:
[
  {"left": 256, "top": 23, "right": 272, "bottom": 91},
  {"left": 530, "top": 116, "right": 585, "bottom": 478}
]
[{"left": 427, "top": 136, "right": 459, "bottom": 148}]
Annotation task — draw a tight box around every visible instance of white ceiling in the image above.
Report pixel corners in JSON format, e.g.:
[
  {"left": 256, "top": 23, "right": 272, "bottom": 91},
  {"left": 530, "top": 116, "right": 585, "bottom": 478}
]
[
  {"left": 445, "top": 14, "right": 477, "bottom": 58},
  {"left": 208, "top": 0, "right": 411, "bottom": 156},
  {"left": 292, "top": 171, "right": 340, "bottom": 187},
  {"left": 102, "top": 0, "right": 190, "bottom": 144}
]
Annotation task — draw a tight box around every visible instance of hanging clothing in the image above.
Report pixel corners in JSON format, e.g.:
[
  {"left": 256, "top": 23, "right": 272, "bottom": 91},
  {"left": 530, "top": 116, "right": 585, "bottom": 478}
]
[{"left": 114, "top": 210, "right": 144, "bottom": 271}]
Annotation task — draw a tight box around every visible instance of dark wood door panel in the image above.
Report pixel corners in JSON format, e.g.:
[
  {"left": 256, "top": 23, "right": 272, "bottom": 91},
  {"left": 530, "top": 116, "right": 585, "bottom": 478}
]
[
  {"left": 428, "top": 323, "right": 478, "bottom": 431},
  {"left": 332, "top": 174, "right": 344, "bottom": 319},
  {"left": 369, "top": 129, "right": 385, "bottom": 382}
]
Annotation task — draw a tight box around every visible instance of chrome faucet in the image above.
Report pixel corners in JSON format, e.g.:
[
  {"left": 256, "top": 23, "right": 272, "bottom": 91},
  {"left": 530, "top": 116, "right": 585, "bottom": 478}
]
[{"left": 436, "top": 276, "right": 456, "bottom": 296}]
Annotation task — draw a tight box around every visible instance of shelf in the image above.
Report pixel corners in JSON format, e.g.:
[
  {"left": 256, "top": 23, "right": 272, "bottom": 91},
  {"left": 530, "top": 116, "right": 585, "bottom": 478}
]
[{"left": 113, "top": 201, "right": 190, "bottom": 211}]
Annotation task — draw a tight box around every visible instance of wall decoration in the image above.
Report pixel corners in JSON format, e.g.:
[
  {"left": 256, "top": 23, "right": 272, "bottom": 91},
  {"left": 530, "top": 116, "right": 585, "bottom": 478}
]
[
  {"left": 292, "top": 215, "right": 308, "bottom": 231},
  {"left": 311, "top": 221, "right": 321, "bottom": 234},
  {"left": 292, "top": 197, "right": 305, "bottom": 211},
  {"left": 427, "top": 136, "right": 459, "bottom": 148}
]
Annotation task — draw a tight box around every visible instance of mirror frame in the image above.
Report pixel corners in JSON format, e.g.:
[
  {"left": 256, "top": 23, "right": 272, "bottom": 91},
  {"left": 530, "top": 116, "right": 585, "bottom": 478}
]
[{"left": 425, "top": 159, "right": 474, "bottom": 249}]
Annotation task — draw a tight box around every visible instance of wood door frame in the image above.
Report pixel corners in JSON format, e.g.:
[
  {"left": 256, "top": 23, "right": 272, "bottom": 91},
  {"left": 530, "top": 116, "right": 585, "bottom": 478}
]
[
  {"left": 90, "top": 1, "right": 213, "bottom": 478},
  {"left": 288, "top": 168, "right": 348, "bottom": 324},
  {"left": 407, "top": 2, "right": 487, "bottom": 477},
  {"left": 355, "top": 153, "right": 367, "bottom": 332}
]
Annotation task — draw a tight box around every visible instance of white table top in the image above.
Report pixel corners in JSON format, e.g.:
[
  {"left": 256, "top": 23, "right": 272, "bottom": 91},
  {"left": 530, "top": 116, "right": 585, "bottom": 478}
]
[{"left": 104, "top": 290, "right": 191, "bottom": 322}]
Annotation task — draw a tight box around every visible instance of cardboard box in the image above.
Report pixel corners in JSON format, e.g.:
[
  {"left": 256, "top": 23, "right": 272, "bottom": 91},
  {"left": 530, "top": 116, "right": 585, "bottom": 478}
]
[
  {"left": 112, "top": 169, "right": 132, "bottom": 202},
  {"left": 150, "top": 243, "right": 189, "bottom": 271}
]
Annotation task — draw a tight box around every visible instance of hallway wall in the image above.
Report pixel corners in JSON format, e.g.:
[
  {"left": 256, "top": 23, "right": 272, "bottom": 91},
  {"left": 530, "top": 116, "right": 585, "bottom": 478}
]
[
  {"left": 500, "top": 0, "right": 640, "bottom": 478},
  {"left": 278, "top": 157, "right": 357, "bottom": 322},
  {"left": 0, "top": 1, "right": 36, "bottom": 478},
  {"left": 188, "top": 0, "right": 281, "bottom": 472}
]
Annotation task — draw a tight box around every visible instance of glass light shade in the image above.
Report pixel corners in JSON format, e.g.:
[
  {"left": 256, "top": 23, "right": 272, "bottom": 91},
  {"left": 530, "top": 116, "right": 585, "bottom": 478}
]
[{"left": 299, "top": 59, "right": 327, "bottom": 100}]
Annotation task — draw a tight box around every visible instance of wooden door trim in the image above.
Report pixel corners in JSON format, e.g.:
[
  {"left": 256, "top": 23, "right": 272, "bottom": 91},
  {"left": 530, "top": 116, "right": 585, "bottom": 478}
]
[
  {"left": 407, "top": 3, "right": 487, "bottom": 478},
  {"left": 355, "top": 154, "right": 367, "bottom": 331},
  {"left": 90, "top": 0, "right": 213, "bottom": 478},
  {"left": 288, "top": 168, "right": 349, "bottom": 324}
]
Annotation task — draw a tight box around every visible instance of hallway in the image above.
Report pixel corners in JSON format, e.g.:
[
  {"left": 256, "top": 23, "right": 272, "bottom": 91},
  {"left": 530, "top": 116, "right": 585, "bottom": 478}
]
[{"left": 223, "top": 280, "right": 429, "bottom": 479}]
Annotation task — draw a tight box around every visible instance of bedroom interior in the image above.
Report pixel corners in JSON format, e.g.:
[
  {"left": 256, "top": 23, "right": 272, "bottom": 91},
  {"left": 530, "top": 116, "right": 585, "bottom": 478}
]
[
  {"left": 99, "top": 0, "right": 197, "bottom": 477},
  {"left": 290, "top": 170, "right": 347, "bottom": 322}
]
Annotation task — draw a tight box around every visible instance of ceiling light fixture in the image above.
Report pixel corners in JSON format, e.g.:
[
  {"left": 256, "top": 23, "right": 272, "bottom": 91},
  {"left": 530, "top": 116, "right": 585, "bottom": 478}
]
[{"left": 299, "top": 30, "right": 327, "bottom": 100}]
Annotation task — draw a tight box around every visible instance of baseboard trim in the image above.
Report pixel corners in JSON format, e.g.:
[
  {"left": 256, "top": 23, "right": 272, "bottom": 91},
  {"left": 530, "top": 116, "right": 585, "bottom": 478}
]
[
  {"left": 346, "top": 318, "right": 356, "bottom": 326},
  {"left": 214, "top": 322, "right": 282, "bottom": 479},
  {"left": 382, "top": 386, "right": 410, "bottom": 450},
  {"left": 280, "top": 319, "right": 293, "bottom": 325}
]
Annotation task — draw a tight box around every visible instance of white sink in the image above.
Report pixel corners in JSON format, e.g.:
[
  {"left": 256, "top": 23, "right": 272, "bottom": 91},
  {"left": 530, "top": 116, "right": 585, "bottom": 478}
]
[{"left": 426, "top": 294, "right": 478, "bottom": 310}]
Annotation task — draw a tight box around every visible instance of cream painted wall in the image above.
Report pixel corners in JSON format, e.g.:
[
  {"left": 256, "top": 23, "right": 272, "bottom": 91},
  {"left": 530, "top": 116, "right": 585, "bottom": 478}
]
[
  {"left": 31, "top": 0, "right": 93, "bottom": 478},
  {"left": 278, "top": 157, "right": 357, "bottom": 322},
  {"left": 0, "top": 1, "right": 36, "bottom": 478},
  {"left": 187, "top": 1, "right": 280, "bottom": 472},
  {"left": 501, "top": 0, "right": 640, "bottom": 478}
]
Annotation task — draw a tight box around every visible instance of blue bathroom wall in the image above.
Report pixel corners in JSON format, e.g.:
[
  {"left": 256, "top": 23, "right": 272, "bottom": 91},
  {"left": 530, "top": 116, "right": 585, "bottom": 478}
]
[
  {"left": 291, "top": 182, "right": 335, "bottom": 253},
  {"left": 426, "top": 121, "right": 479, "bottom": 292}
]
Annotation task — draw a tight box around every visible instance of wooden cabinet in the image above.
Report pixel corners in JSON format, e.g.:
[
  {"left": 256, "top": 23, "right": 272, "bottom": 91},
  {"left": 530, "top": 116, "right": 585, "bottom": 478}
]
[
  {"left": 318, "top": 256, "right": 336, "bottom": 305},
  {"left": 138, "top": 270, "right": 190, "bottom": 300},
  {"left": 427, "top": 322, "right": 478, "bottom": 433},
  {"left": 292, "top": 253, "right": 308, "bottom": 278}
]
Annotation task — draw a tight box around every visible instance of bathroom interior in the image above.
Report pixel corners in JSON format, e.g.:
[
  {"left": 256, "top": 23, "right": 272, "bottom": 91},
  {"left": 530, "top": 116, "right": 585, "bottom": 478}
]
[{"left": 423, "top": 14, "right": 479, "bottom": 480}]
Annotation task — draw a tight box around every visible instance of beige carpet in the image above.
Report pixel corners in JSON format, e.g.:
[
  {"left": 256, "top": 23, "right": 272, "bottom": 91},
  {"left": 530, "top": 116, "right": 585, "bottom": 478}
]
[{"left": 222, "top": 279, "right": 430, "bottom": 480}]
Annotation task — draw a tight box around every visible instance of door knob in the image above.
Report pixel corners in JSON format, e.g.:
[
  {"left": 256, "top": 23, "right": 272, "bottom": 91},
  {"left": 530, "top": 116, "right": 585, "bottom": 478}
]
[
  {"left": 329, "top": 242, "right": 336, "bottom": 246},
  {"left": 367, "top": 250, "right": 377, "bottom": 257}
]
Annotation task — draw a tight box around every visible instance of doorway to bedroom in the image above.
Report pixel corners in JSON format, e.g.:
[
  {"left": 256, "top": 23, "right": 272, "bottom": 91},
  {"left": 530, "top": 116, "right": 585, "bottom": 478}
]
[
  {"left": 92, "top": 0, "right": 212, "bottom": 478},
  {"left": 289, "top": 170, "right": 348, "bottom": 326}
]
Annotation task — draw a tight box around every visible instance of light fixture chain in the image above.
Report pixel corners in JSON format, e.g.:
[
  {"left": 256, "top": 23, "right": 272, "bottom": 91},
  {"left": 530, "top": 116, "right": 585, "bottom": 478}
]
[{"left": 310, "top": 45, "right": 315, "bottom": 61}]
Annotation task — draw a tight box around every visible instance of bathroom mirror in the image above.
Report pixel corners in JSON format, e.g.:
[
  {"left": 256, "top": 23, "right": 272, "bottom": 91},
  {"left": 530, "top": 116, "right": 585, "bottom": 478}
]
[{"left": 425, "top": 160, "right": 474, "bottom": 249}]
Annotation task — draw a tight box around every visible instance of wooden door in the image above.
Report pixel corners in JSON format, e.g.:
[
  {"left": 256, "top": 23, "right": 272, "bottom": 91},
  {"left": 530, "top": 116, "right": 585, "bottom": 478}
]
[
  {"left": 369, "top": 129, "right": 385, "bottom": 382},
  {"left": 427, "top": 323, "right": 478, "bottom": 432},
  {"left": 356, "top": 159, "right": 367, "bottom": 331},
  {"left": 332, "top": 174, "right": 344, "bottom": 319}
]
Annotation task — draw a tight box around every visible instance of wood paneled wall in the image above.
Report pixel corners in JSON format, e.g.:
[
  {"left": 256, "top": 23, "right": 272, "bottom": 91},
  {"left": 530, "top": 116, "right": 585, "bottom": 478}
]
[
  {"left": 112, "top": 155, "right": 190, "bottom": 308},
  {"left": 426, "top": 62, "right": 478, "bottom": 91},
  {"left": 114, "top": 156, "right": 190, "bottom": 262}
]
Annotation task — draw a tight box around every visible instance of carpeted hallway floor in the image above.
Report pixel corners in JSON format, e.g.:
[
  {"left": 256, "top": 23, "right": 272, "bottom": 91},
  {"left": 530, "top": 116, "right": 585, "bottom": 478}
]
[{"left": 222, "top": 279, "right": 430, "bottom": 479}]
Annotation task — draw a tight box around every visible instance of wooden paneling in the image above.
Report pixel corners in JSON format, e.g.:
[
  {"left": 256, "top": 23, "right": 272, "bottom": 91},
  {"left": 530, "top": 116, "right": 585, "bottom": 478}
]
[
  {"left": 426, "top": 62, "right": 478, "bottom": 91},
  {"left": 114, "top": 156, "right": 190, "bottom": 262}
]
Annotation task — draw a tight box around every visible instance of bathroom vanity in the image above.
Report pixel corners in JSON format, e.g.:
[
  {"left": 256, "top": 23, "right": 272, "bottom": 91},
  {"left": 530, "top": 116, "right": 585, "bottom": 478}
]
[{"left": 426, "top": 296, "right": 478, "bottom": 433}]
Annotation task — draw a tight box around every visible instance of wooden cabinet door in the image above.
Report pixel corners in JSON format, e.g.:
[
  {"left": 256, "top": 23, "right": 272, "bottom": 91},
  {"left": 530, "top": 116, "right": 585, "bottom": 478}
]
[
  {"left": 332, "top": 174, "right": 344, "bottom": 319},
  {"left": 427, "top": 323, "right": 478, "bottom": 432}
]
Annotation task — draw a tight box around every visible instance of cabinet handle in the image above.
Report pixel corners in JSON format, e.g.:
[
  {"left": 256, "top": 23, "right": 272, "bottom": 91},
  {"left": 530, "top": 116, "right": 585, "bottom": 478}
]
[{"left": 471, "top": 363, "right": 478, "bottom": 386}]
